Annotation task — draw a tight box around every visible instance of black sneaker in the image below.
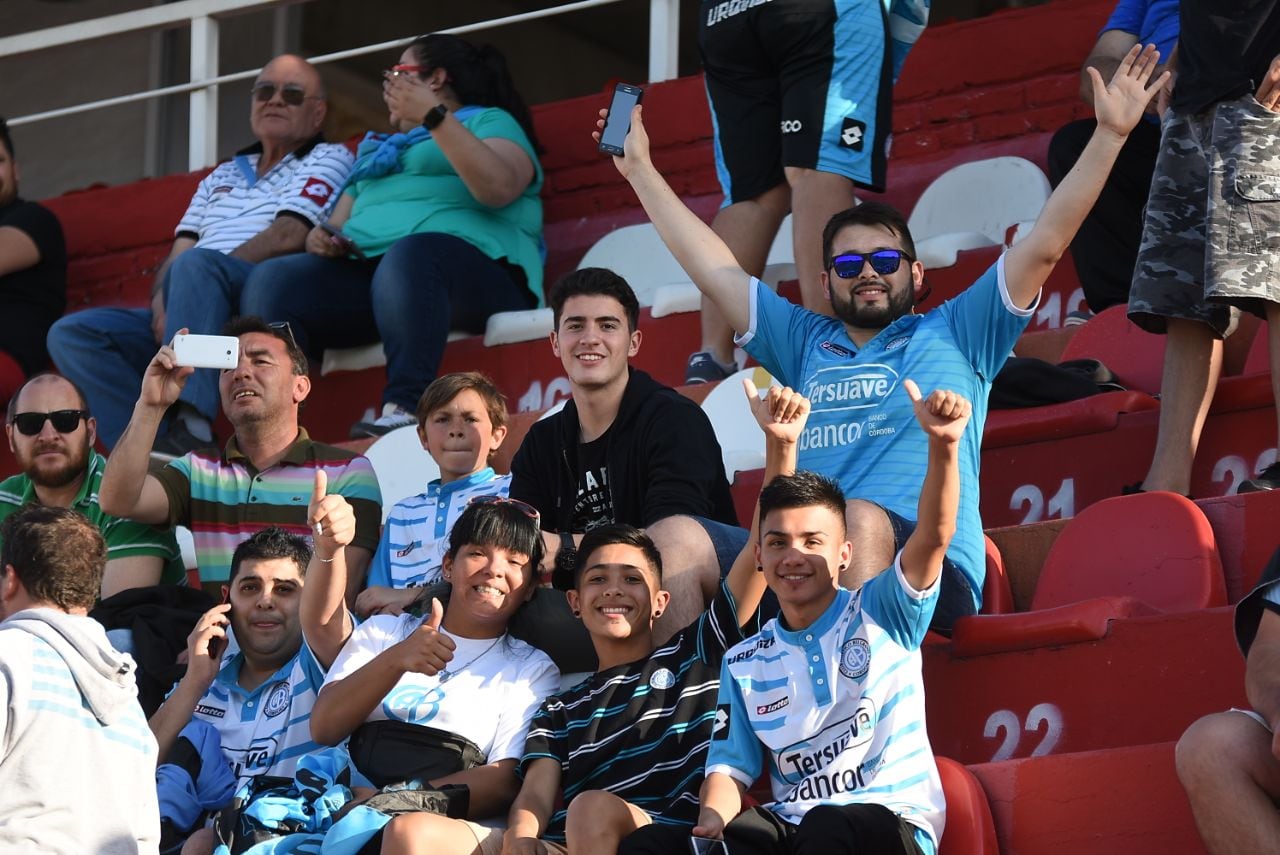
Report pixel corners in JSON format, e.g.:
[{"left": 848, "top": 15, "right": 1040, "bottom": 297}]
[
  {"left": 685, "top": 351, "right": 734, "bottom": 385},
  {"left": 1239, "top": 462, "right": 1280, "bottom": 493},
  {"left": 150, "top": 423, "right": 216, "bottom": 463}
]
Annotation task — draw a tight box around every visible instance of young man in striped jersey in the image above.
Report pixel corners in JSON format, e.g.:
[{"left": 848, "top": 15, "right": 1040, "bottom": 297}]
[
  {"left": 98, "top": 316, "right": 381, "bottom": 601},
  {"left": 621, "top": 380, "right": 968, "bottom": 855},
  {"left": 504, "top": 380, "right": 803, "bottom": 855}
]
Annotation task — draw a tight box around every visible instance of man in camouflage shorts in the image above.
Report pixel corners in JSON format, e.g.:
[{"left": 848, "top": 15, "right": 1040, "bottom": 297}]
[{"left": 1127, "top": 0, "right": 1280, "bottom": 496}]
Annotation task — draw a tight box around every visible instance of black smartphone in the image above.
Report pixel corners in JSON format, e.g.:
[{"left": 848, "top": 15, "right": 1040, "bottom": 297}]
[
  {"left": 318, "top": 221, "right": 368, "bottom": 260},
  {"left": 598, "top": 82, "right": 645, "bottom": 156}
]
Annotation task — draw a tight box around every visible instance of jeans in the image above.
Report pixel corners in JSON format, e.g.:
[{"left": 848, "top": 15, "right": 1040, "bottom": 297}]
[
  {"left": 242, "top": 232, "right": 536, "bottom": 410},
  {"left": 46, "top": 248, "right": 255, "bottom": 448}
]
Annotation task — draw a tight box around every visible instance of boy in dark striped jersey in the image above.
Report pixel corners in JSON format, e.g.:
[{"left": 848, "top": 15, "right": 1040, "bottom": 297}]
[{"left": 504, "top": 380, "right": 807, "bottom": 854}]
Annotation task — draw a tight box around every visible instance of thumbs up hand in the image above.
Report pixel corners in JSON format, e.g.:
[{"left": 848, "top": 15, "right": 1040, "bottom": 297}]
[
  {"left": 394, "top": 597, "right": 457, "bottom": 677},
  {"left": 903, "top": 379, "right": 971, "bottom": 444},
  {"left": 309, "top": 469, "right": 356, "bottom": 560}
]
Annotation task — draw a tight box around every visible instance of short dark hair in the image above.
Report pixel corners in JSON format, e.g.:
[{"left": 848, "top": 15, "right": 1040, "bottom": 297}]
[
  {"left": 415, "top": 371, "right": 508, "bottom": 432},
  {"left": 821, "top": 202, "right": 917, "bottom": 268},
  {"left": 758, "top": 471, "right": 847, "bottom": 536},
  {"left": 575, "top": 524, "right": 663, "bottom": 587},
  {"left": 0, "top": 117, "right": 12, "bottom": 159},
  {"left": 1, "top": 506, "right": 104, "bottom": 610},
  {"left": 548, "top": 267, "right": 641, "bottom": 332},
  {"left": 6, "top": 373, "right": 91, "bottom": 424},
  {"left": 229, "top": 527, "right": 312, "bottom": 582},
  {"left": 447, "top": 500, "right": 545, "bottom": 570},
  {"left": 223, "top": 315, "right": 309, "bottom": 376}
]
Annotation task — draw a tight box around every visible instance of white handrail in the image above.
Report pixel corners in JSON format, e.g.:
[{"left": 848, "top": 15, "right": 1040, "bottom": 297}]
[{"left": 5, "top": 0, "right": 679, "bottom": 169}]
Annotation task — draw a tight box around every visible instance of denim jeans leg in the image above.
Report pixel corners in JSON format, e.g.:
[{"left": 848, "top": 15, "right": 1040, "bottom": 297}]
[
  {"left": 371, "top": 233, "right": 534, "bottom": 410},
  {"left": 47, "top": 307, "right": 156, "bottom": 449},
  {"left": 241, "top": 253, "right": 382, "bottom": 363},
  {"left": 162, "top": 248, "right": 258, "bottom": 420}
]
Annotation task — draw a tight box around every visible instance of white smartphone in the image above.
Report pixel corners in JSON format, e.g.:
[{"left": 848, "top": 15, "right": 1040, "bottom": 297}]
[
  {"left": 690, "top": 837, "right": 728, "bottom": 855},
  {"left": 172, "top": 334, "right": 239, "bottom": 370}
]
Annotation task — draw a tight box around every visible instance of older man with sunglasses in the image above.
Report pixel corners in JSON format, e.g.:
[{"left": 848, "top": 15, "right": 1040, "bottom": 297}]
[
  {"left": 609, "top": 43, "right": 1169, "bottom": 631},
  {"left": 48, "top": 54, "right": 353, "bottom": 459},
  {"left": 0, "top": 373, "right": 184, "bottom": 599}
]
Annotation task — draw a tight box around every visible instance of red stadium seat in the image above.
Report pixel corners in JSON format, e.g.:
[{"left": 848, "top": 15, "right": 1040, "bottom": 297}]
[
  {"left": 937, "top": 756, "right": 999, "bottom": 855},
  {"left": 952, "top": 492, "right": 1226, "bottom": 656},
  {"left": 981, "top": 535, "right": 1014, "bottom": 616},
  {"left": 1057, "top": 305, "right": 1167, "bottom": 395}
]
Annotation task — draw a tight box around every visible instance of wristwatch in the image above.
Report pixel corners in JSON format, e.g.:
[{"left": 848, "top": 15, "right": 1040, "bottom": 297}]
[
  {"left": 422, "top": 104, "right": 449, "bottom": 130},
  {"left": 552, "top": 531, "right": 578, "bottom": 591}
]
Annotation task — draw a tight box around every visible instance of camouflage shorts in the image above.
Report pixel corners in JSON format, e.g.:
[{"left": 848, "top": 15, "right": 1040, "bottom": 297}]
[{"left": 1129, "top": 95, "right": 1280, "bottom": 336}]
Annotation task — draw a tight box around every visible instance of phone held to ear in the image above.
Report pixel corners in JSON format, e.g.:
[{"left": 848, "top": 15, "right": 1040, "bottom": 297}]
[
  {"left": 172, "top": 334, "right": 239, "bottom": 370},
  {"left": 598, "top": 82, "right": 645, "bottom": 156}
]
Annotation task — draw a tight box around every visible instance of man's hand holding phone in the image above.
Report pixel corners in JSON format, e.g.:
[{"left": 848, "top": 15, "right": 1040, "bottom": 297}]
[
  {"left": 184, "top": 602, "right": 232, "bottom": 691},
  {"left": 139, "top": 327, "right": 197, "bottom": 413}
]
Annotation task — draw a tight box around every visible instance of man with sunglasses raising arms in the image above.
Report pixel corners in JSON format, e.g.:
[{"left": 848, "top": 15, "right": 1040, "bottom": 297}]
[
  {"left": 0, "top": 373, "right": 185, "bottom": 599},
  {"left": 49, "top": 54, "right": 353, "bottom": 459},
  {"left": 606, "top": 44, "right": 1169, "bottom": 631}
]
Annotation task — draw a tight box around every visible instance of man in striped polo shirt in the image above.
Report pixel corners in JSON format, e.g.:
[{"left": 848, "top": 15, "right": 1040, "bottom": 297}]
[
  {"left": 99, "top": 316, "right": 381, "bottom": 602},
  {"left": 49, "top": 53, "right": 354, "bottom": 457}
]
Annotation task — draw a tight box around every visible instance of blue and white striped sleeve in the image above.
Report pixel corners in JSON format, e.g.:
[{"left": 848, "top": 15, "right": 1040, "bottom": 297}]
[
  {"left": 275, "top": 143, "right": 355, "bottom": 225},
  {"left": 705, "top": 657, "right": 764, "bottom": 788}
]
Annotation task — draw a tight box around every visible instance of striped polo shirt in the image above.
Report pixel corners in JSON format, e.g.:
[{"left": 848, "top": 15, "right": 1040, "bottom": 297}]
[
  {"left": 0, "top": 449, "right": 185, "bottom": 586},
  {"left": 154, "top": 430, "right": 382, "bottom": 583},
  {"left": 175, "top": 136, "right": 353, "bottom": 254},
  {"left": 366, "top": 468, "right": 511, "bottom": 590}
]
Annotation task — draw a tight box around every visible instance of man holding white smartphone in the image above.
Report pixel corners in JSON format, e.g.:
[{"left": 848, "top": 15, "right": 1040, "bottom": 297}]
[{"left": 48, "top": 54, "right": 353, "bottom": 459}]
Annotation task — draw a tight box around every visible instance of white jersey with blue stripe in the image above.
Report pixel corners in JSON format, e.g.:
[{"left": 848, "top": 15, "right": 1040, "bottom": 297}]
[
  {"left": 737, "top": 255, "right": 1035, "bottom": 604},
  {"left": 367, "top": 469, "right": 511, "bottom": 590},
  {"left": 190, "top": 641, "right": 326, "bottom": 789},
  {"left": 707, "top": 557, "right": 943, "bottom": 853}
]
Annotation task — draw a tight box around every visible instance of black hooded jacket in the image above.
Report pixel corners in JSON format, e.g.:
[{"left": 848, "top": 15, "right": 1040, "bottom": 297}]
[{"left": 510, "top": 368, "right": 738, "bottom": 533}]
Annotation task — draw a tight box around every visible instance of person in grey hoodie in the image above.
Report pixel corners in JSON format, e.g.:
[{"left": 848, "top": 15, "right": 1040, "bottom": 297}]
[{"left": 0, "top": 505, "right": 160, "bottom": 854}]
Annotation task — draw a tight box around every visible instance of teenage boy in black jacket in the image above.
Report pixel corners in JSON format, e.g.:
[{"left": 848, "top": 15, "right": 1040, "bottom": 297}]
[{"left": 511, "top": 267, "right": 745, "bottom": 641}]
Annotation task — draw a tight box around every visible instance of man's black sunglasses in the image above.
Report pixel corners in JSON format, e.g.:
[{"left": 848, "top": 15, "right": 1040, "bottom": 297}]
[
  {"left": 12, "top": 410, "right": 89, "bottom": 436},
  {"left": 829, "top": 249, "right": 913, "bottom": 278},
  {"left": 251, "top": 82, "right": 313, "bottom": 106}
]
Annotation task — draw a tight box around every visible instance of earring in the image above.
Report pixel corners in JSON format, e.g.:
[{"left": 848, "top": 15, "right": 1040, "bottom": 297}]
[
  {"left": 756, "top": 564, "right": 764, "bottom": 572},
  {"left": 571, "top": 609, "right": 581, "bottom": 618}
]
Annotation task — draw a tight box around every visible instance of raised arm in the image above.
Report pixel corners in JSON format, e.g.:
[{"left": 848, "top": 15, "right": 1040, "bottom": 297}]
[
  {"left": 504, "top": 757, "right": 562, "bottom": 854},
  {"left": 384, "top": 76, "right": 535, "bottom": 208},
  {"left": 725, "top": 380, "right": 811, "bottom": 625},
  {"left": 301, "top": 470, "right": 356, "bottom": 670},
  {"left": 148, "top": 603, "right": 230, "bottom": 762},
  {"left": 99, "top": 340, "right": 190, "bottom": 524},
  {"left": 1005, "top": 44, "right": 1169, "bottom": 310},
  {"left": 898, "top": 380, "right": 970, "bottom": 592},
  {"left": 599, "top": 106, "right": 753, "bottom": 333}
]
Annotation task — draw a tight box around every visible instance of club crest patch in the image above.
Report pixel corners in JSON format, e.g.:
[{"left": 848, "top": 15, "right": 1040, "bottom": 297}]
[
  {"left": 839, "top": 638, "right": 871, "bottom": 680},
  {"left": 264, "top": 681, "right": 291, "bottom": 718},
  {"left": 650, "top": 668, "right": 676, "bottom": 690}
]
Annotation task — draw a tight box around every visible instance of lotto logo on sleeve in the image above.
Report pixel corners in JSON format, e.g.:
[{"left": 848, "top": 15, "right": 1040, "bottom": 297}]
[
  {"left": 713, "top": 704, "right": 731, "bottom": 740},
  {"left": 299, "top": 178, "right": 335, "bottom": 206}
]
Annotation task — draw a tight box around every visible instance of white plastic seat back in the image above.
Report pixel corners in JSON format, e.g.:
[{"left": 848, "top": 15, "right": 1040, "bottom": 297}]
[
  {"left": 363, "top": 424, "right": 440, "bottom": 520},
  {"left": 700, "top": 366, "right": 779, "bottom": 479},
  {"left": 908, "top": 157, "right": 1050, "bottom": 268},
  {"left": 577, "top": 223, "right": 692, "bottom": 307}
]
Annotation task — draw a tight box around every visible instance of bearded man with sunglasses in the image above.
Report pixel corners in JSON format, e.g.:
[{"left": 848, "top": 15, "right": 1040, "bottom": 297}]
[
  {"left": 48, "top": 54, "right": 353, "bottom": 459},
  {"left": 608, "top": 43, "right": 1169, "bottom": 630},
  {"left": 0, "top": 373, "right": 184, "bottom": 599}
]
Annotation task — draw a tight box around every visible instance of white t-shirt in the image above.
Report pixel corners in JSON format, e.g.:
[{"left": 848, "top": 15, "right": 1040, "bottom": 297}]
[{"left": 325, "top": 613, "right": 559, "bottom": 763}]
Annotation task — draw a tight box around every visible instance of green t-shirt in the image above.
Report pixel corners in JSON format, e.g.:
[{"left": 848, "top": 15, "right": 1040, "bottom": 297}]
[
  {"left": 0, "top": 450, "right": 186, "bottom": 588},
  {"left": 342, "top": 106, "right": 545, "bottom": 303}
]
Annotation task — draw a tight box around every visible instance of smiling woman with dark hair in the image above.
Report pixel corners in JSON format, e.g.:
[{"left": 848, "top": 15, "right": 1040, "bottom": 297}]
[{"left": 303, "top": 494, "right": 559, "bottom": 854}]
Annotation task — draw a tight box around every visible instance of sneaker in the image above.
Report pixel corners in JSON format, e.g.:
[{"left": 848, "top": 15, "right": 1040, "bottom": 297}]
[
  {"left": 1239, "top": 462, "right": 1280, "bottom": 493},
  {"left": 684, "top": 351, "right": 735, "bottom": 385},
  {"left": 1063, "top": 309, "right": 1094, "bottom": 327},
  {"left": 150, "top": 423, "right": 217, "bottom": 463},
  {"left": 350, "top": 403, "right": 416, "bottom": 439}
]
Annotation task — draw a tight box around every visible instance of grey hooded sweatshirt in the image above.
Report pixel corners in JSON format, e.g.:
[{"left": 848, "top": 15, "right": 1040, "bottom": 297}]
[{"left": 0, "top": 607, "right": 160, "bottom": 853}]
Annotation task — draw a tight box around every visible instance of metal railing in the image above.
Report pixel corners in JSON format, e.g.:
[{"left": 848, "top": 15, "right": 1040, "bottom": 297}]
[{"left": 4, "top": 0, "right": 680, "bottom": 171}]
